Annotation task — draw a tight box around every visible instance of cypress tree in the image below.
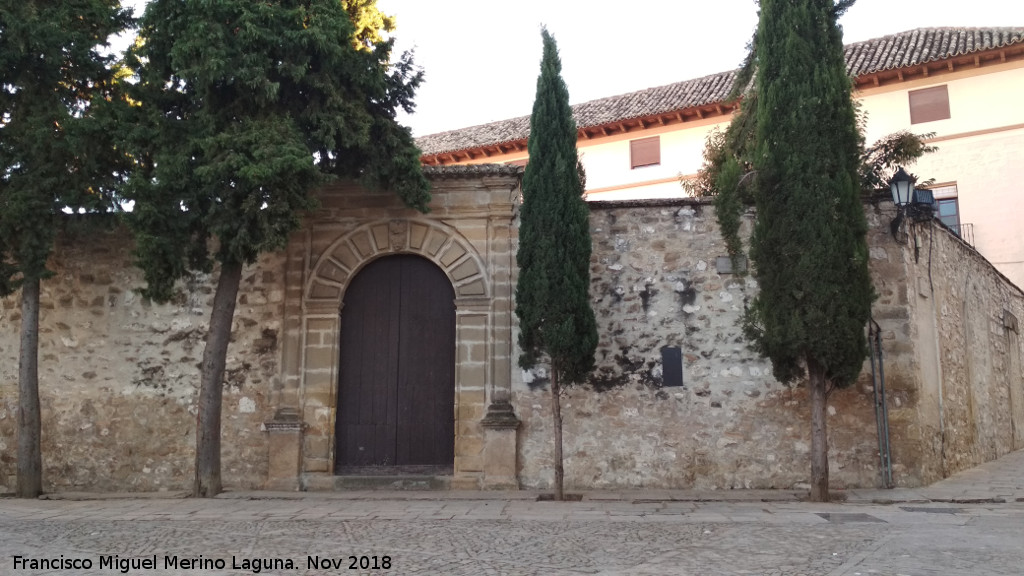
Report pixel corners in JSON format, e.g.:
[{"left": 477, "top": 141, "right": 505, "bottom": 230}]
[
  {"left": 0, "top": 1, "right": 133, "bottom": 498},
  {"left": 686, "top": 1, "right": 935, "bottom": 502},
  {"left": 748, "top": 0, "right": 873, "bottom": 502},
  {"left": 124, "top": 0, "right": 428, "bottom": 497},
  {"left": 515, "top": 28, "right": 598, "bottom": 501}
]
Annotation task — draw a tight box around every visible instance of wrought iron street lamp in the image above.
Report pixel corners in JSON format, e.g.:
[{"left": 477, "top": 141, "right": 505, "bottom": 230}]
[
  {"left": 888, "top": 167, "right": 934, "bottom": 240},
  {"left": 889, "top": 167, "right": 915, "bottom": 206}
]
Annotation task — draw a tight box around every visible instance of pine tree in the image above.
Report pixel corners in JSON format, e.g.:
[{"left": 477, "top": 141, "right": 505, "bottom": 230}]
[
  {"left": 0, "top": 1, "right": 133, "bottom": 498},
  {"left": 747, "top": 0, "right": 873, "bottom": 502},
  {"left": 515, "top": 28, "right": 598, "bottom": 501},
  {"left": 123, "top": 0, "right": 429, "bottom": 497}
]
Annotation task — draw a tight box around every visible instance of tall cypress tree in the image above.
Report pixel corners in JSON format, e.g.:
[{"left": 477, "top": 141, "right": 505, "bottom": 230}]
[
  {"left": 516, "top": 28, "right": 598, "bottom": 501},
  {"left": 0, "top": 1, "right": 132, "bottom": 498},
  {"left": 124, "top": 0, "right": 428, "bottom": 497},
  {"left": 747, "top": 0, "right": 872, "bottom": 502},
  {"left": 687, "top": 1, "right": 934, "bottom": 501}
]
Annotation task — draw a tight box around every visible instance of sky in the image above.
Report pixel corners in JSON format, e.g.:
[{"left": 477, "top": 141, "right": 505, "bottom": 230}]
[{"left": 121, "top": 0, "right": 1024, "bottom": 137}]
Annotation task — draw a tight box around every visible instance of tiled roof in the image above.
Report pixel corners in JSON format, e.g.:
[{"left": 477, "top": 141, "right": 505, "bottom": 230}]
[
  {"left": 417, "top": 27, "right": 1024, "bottom": 157},
  {"left": 416, "top": 70, "right": 736, "bottom": 157},
  {"left": 422, "top": 164, "right": 523, "bottom": 178},
  {"left": 844, "top": 27, "right": 1024, "bottom": 76}
]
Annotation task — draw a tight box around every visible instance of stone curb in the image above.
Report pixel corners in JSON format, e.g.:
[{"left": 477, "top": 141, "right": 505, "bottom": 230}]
[
  {"left": 35, "top": 491, "right": 191, "bottom": 501},
  {"left": 16, "top": 489, "right": 1024, "bottom": 505},
  {"left": 9, "top": 489, "right": 816, "bottom": 504}
]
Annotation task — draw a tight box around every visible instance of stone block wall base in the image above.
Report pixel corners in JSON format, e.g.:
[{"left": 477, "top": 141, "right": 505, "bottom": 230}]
[
  {"left": 480, "top": 477, "right": 518, "bottom": 490},
  {"left": 300, "top": 474, "right": 334, "bottom": 492},
  {"left": 449, "top": 476, "right": 482, "bottom": 490},
  {"left": 264, "top": 478, "right": 300, "bottom": 491},
  {"left": 481, "top": 405, "right": 520, "bottom": 490},
  {"left": 264, "top": 411, "right": 302, "bottom": 490}
]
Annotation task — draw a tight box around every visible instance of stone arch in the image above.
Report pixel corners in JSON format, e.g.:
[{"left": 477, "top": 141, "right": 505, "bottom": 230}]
[
  {"left": 266, "top": 171, "right": 521, "bottom": 490},
  {"left": 305, "top": 218, "right": 489, "bottom": 308}
]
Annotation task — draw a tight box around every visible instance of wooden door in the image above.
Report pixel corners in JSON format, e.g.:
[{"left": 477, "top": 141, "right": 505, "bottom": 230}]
[{"left": 335, "top": 255, "right": 456, "bottom": 472}]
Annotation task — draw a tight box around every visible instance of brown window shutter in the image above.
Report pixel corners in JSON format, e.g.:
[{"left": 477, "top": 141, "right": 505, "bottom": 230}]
[
  {"left": 630, "top": 136, "right": 660, "bottom": 169},
  {"left": 909, "top": 85, "right": 950, "bottom": 124}
]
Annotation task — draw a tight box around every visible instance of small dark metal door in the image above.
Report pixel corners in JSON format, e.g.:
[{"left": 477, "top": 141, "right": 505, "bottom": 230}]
[{"left": 335, "top": 255, "right": 456, "bottom": 471}]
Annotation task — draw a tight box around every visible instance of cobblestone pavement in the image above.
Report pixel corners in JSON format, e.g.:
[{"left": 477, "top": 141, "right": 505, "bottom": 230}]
[{"left": 2, "top": 496, "right": 1023, "bottom": 576}]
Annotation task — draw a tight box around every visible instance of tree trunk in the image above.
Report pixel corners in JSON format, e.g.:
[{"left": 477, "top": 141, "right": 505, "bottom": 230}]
[
  {"left": 194, "top": 260, "right": 243, "bottom": 498},
  {"left": 550, "top": 362, "right": 564, "bottom": 501},
  {"left": 16, "top": 277, "right": 42, "bottom": 498},
  {"left": 808, "top": 358, "right": 830, "bottom": 502}
]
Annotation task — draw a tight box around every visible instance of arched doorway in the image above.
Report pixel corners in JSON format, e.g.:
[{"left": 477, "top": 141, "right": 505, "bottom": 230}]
[{"left": 334, "top": 254, "right": 456, "bottom": 473}]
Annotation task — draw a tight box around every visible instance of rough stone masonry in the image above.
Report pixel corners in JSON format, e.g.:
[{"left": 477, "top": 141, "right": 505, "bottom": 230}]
[
  {"left": 0, "top": 219, "right": 283, "bottom": 493},
  {"left": 1, "top": 173, "right": 1022, "bottom": 493}
]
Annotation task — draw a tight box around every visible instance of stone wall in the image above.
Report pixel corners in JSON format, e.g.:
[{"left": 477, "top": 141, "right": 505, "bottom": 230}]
[
  {"left": 513, "top": 201, "right": 881, "bottom": 491},
  {"left": 0, "top": 168, "right": 523, "bottom": 495},
  {"left": 0, "top": 219, "right": 285, "bottom": 494},
  {"left": 2, "top": 182, "right": 1021, "bottom": 494},
  {"left": 868, "top": 206, "right": 1024, "bottom": 485},
  {"left": 512, "top": 199, "right": 1024, "bottom": 491}
]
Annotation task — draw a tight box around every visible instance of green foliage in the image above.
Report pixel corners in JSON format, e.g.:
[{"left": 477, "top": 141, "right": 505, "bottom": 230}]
[
  {"left": 123, "top": 0, "right": 428, "bottom": 302},
  {"left": 687, "top": 33, "right": 935, "bottom": 285},
  {"left": 746, "top": 0, "right": 873, "bottom": 387},
  {"left": 0, "top": 1, "right": 133, "bottom": 295},
  {"left": 341, "top": 0, "right": 396, "bottom": 50},
  {"left": 682, "top": 94, "right": 759, "bottom": 268},
  {"left": 859, "top": 128, "right": 937, "bottom": 195},
  {"left": 515, "top": 29, "right": 598, "bottom": 385},
  {"left": 713, "top": 156, "right": 745, "bottom": 265}
]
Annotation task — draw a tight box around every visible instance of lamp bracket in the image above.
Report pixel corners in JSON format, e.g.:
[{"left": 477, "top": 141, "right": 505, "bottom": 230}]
[{"left": 890, "top": 207, "right": 905, "bottom": 242}]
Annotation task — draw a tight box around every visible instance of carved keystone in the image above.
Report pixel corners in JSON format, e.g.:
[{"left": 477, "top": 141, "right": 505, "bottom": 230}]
[{"left": 389, "top": 219, "right": 408, "bottom": 251}]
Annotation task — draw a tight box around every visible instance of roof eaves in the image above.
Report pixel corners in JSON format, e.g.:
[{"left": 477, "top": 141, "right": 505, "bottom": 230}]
[{"left": 418, "top": 26, "right": 1024, "bottom": 159}]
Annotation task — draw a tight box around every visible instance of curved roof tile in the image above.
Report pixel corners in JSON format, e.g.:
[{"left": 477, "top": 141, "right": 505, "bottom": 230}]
[
  {"left": 422, "top": 164, "right": 523, "bottom": 178},
  {"left": 417, "top": 27, "right": 1024, "bottom": 157}
]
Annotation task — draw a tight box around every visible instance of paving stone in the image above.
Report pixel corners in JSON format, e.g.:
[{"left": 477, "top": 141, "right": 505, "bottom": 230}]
[
  {"left": 2, "top": 498, "right": 1022, "bottom": 575},
  {"left": 3, "top": 449, "right": 1024, "bottom": 574},
  {"left": 816, "top": 512, "right": 887, "bottom": 523}
]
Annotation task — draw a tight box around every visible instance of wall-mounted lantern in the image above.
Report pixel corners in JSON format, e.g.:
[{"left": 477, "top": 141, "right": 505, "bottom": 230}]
[
  {"left": 889, "top": 167, "right": 915, "bottom": 206},
  {"left": 889, "top": 167, "right": 934, "bottom": 240}
]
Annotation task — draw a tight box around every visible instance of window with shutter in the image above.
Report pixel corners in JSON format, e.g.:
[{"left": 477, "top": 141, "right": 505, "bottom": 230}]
[
  {"left": 909, "top": 85, "right": 951, "bottom": 124},
  {"left": 630, "top": 136, "right": 660, "bottom": 169}
]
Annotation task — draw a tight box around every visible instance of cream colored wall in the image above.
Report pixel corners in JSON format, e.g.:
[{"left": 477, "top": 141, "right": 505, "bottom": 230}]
[
  {"left": 577, "top": 119, "right": 727, "bottom": 199},
  {"left": 574, "top": 63, "right": 1024, "bottom": 285},
  {"left": 447, "top": 61, "right": 1024, "bottom": 285},
  {"left": 908, "top": 131, "right": 1024, "bottom": 287},
  {"left": 456, "top": 116, "right": 730, "bottom": 200},
  {"left": 857, "top": 62, "right": 1024, "bottom": 145},
  {"left": 857, "top": 62, "right": 1024, "bottom": 288}
]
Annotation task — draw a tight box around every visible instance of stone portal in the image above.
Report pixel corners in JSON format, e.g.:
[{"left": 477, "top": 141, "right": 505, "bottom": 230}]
[{"left": 264, "top": 166, "right": 523, "bottom": 490}]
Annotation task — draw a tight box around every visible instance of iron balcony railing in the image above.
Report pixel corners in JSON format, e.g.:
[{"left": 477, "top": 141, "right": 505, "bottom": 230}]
[{"left": 946, "top": 223, "right": 974, "bottom": 247}]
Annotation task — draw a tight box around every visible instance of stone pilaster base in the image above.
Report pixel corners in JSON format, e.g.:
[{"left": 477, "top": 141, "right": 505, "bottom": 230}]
[
  {"left": 264, "top": 408, "right": 302, "bottom": 491},
  {"left": 480, "top": 401, "right": 520, "bottom": 489}
]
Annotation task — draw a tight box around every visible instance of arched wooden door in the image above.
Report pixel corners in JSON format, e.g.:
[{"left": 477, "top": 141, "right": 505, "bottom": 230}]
[{"left": 335, "top": 255, "right": 456, "bottom": 473}]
